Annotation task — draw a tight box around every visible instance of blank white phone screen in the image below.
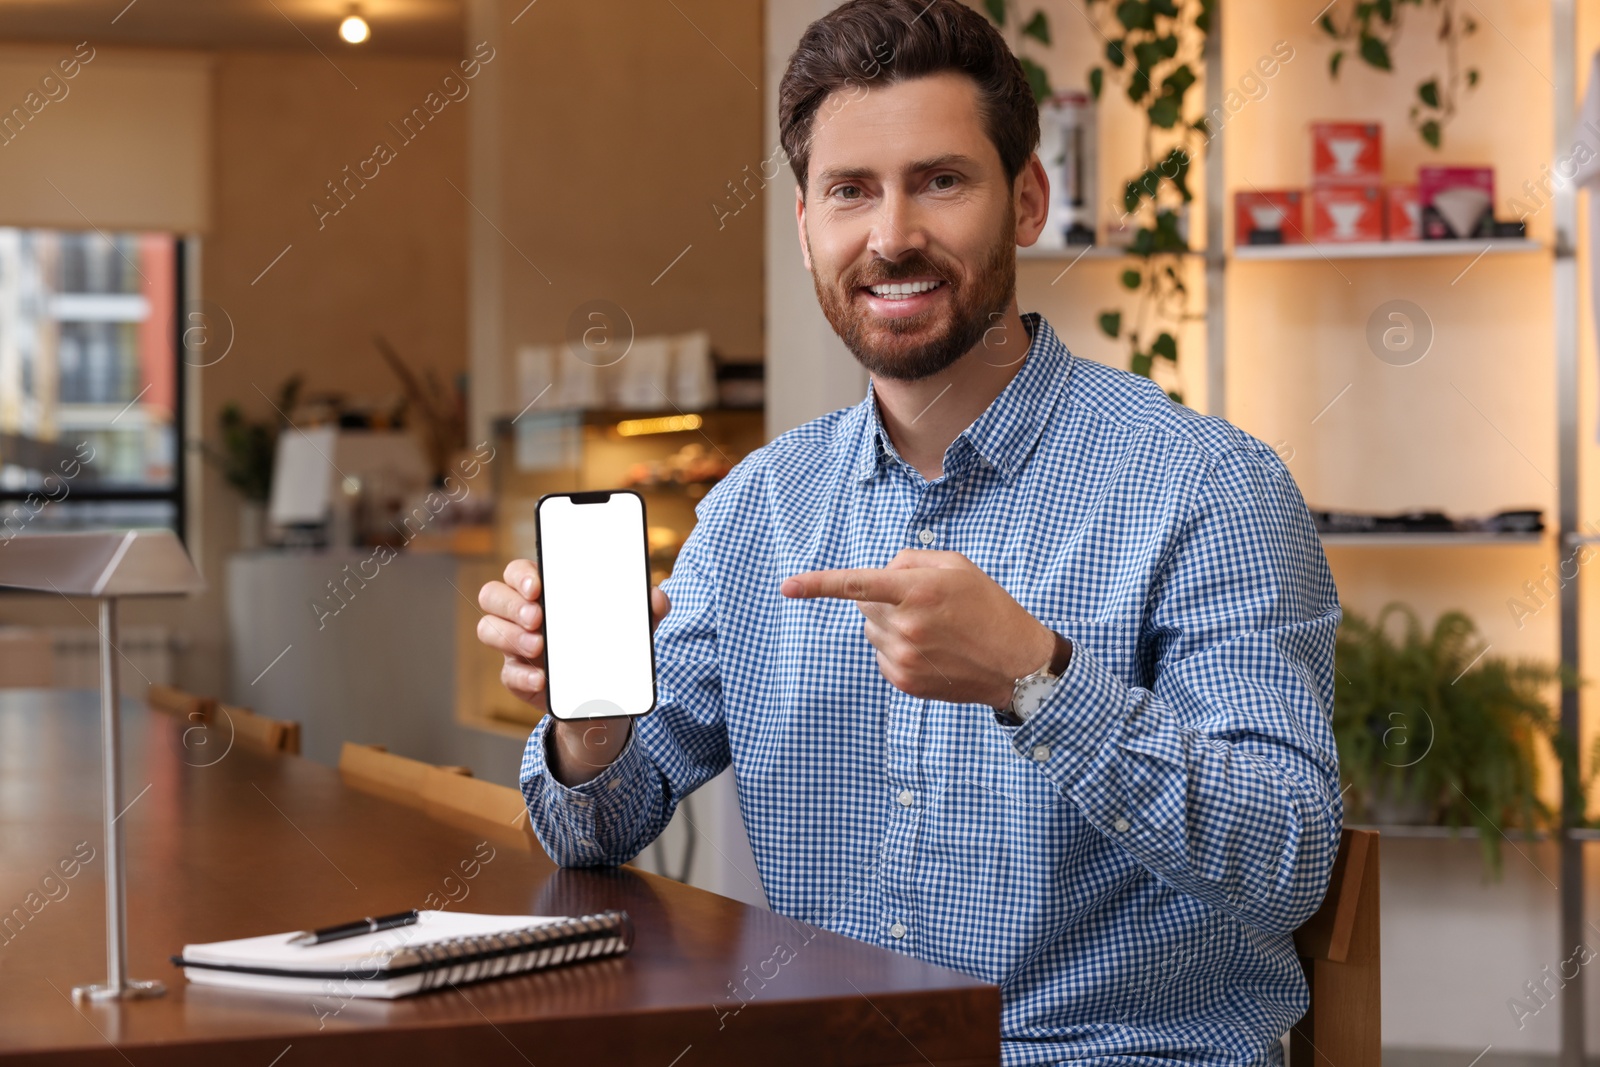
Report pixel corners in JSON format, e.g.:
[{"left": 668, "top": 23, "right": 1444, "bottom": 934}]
[{"left": 537, "top": 492, "right": 656, "bottom": 719}]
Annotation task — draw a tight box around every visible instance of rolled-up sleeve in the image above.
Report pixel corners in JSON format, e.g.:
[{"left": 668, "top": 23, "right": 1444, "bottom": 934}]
[
  {"left": 1008, "top": 444, "right": 1344, "bottom": 933},
  {"left": 519, "top": 506, "right": 731, "bottom": 868}
]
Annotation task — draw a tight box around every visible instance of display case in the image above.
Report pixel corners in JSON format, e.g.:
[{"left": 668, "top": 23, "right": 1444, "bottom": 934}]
[{"left": 453, "top": 406, "right": 766, "bottom": 739}]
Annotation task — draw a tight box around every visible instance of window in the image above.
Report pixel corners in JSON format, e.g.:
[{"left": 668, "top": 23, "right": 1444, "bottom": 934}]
[{"left": 0, "top": 228, "right": 185, "bottom": 540}]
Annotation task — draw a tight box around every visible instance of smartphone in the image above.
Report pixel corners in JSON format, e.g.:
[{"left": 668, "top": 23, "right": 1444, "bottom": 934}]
[{"left": 534, "top": 490, "right": 657, "bottom": 720}]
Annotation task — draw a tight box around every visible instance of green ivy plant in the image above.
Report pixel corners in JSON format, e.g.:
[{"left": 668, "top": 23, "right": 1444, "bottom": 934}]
[
  {"left": 1318, "top": 0, "right": 1480, "bottom": 148},
  {"left": 202, "top": 376, "right": 302, "bottom": 503},
  {"left": 1083, "top": 0, "right": 1214, "bottom": 404},
  {"left": 1333, "top": 603, "right": 1573, "bottom": 877},
  {"left": 982, "top": 0, "right": 1054, "bottom": 104}
]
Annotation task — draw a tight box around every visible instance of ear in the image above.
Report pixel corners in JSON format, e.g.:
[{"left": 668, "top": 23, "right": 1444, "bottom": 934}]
[
  {"left": 795, "top": 184, "right": 813, "bottom": 272},
  {"left": 1013, "top": 153, "right": 1050, "bottom": 250}
]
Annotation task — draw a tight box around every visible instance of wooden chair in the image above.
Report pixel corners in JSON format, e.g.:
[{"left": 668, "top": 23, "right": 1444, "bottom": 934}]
[
  {"left": 1290, "top": 828, "right": 1381, "bottom": 1067},
  {"left": 0, "top": 630, "right": 53, "bottom": 688},
  {"left": 218, "top": 704, "right": 302, "bottom": 756},
  {"left": 338, "top": 742, "right": 471, "bottom": 804},
  {"left": 339, "top": 742, "right": 531, "bottom": 843},
  {"left": 147, "top": 683, "right": 214, "bottom": 723}
]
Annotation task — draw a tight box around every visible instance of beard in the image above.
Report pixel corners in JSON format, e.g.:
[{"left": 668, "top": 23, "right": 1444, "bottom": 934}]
[{"left": 809, "top": 206, "right": 1018, "bottom": 382}]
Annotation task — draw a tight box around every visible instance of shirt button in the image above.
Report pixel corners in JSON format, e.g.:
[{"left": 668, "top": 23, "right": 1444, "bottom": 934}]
[
  {"left": 896, "top": 788, "right": 915, "bottom": 807},
  {"left": 917, "top": 528, "right": 935, "bottom": 545},
  {"left": 1031, "top": 745, "right": 1052, "bottom": 762},
  {"left": 889, "top": 922, "right": 907, "bottom": 939},
  {"left": 1112, "top": 817, "right": 1131, "bottom": 833}
]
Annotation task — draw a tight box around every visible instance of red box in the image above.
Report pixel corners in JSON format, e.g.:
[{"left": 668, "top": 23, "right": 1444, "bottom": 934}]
[
  {"left": 1235, "top": 190, "right": 1305, "bottom": 245},
  {"left": 1311, "top": 185, "right": 1384, "bottom": 243},
  {"left": 1418, "top": 166, "right": 1494, "bottom": 239},
  {"left": 1385, "top": 185, "right": 1420, "bottom": 241},
  {"left": 1311, "top": 121, "right": 1383, "bottom": 185}
]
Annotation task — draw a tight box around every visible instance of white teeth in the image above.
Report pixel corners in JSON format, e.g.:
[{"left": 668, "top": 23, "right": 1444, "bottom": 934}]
[{"left": 868, "top": 279, "right": 941, "bottom": 298}]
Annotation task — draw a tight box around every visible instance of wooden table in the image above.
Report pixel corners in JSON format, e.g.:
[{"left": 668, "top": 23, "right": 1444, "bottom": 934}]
[{"left": 0, "top": 690, "right": 998, "bottom": 1065}]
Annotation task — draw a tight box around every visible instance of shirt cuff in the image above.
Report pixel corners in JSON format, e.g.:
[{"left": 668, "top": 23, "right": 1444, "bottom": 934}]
[
  {"left": 521, "top": 713, "right": 650, "bottom": 864},
  {"left": 1005, "top": 635, "right": 1135, "bottom": 826}
]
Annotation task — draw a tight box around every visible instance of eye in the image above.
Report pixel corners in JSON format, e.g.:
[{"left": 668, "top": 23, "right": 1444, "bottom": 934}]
[
  {"left": 929, "top": 174, "right": 959, "bottom": 191},
  {"left": 832, "top": 184, "right": 862, "bottom": 201}
]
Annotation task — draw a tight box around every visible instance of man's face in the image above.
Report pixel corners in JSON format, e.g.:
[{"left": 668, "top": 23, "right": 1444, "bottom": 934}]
[{"left": 797, "top": 71, "right": 1024, "bottom": 382}]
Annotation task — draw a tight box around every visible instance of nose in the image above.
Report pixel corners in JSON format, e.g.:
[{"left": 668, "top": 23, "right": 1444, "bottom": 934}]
[{"left": 865, "top": 188, "right": 927, "bottom": 264}]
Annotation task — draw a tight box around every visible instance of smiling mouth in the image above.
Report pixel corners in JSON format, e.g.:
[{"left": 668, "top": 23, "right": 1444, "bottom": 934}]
[{"left": 859, "top": 278, "right": 947, "bottom": 301}]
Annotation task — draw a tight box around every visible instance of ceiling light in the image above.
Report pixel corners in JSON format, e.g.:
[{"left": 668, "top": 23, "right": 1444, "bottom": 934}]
[{"left": 339, "top": 12, "right": 370, "bottom": 44}]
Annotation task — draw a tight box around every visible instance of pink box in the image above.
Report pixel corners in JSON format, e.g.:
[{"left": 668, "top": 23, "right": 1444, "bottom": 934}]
[
  {"left": 1235, "top": 190, "right": 1305, "bottom": 245},
  {"left": 1311, "top": 186, "right": 1384, "bottom": 242},
  {"left": 1385, "top": 185, "right": 1420, "bottom": 240},
  {"left": 1418, "top": 166, "right": 1495, "bottom": 239},
  {"left": 1312, "top": 121, "right": 1383, "bottom": 185}
]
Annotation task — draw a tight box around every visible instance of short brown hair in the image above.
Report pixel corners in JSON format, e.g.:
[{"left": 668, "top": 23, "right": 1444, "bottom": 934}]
[{"left": 778, "top": 0, "right": 1040, "bottom": 192}]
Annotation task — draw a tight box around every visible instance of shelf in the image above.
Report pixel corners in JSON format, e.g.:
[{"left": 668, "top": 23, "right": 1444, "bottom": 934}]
[
  {"left": 1232, "top": 238, "right": 1542, "bottom": 261},
  {"left": 1017, "top": 243, "right": 1140, "bottom": 261},
  {"left": 1318, "top": 532, "right": 1544, "bottom": 547},
  {"left": 1349, "top": 824, "right": 1600, "bottom": 842}
]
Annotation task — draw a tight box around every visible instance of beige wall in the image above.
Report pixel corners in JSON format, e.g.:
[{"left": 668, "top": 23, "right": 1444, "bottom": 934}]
[
  {"left": 0, "top": 47, "right": 471, "bottom": 697},
  {"left": 467, "top": 0, "right": 765, "bottom": 434}
]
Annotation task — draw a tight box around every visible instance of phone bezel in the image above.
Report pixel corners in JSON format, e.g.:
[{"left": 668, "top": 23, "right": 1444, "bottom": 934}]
[{"left": 533, "top": 488, "right": 659, "bottom": 721}]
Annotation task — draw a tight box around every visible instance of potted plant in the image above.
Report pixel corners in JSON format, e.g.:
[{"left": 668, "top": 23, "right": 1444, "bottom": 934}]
[
  {"left": 203, "top": 377, "right": 301, "bottom": 549},
  {"left": 1333, "top": 603, "right": 1571, "bottom": 876}
]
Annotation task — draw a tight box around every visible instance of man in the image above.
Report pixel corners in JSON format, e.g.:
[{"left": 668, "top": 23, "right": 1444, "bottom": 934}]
[{"left": 476, "top": 0, "right": 1342, "bottom": 1061}]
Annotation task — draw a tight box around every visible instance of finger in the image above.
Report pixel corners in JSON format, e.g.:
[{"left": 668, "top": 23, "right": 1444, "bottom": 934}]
[
  {"left": 780, "top": 568, "right": 907, "bottom": 603},
  {"left": 503, "top": 559, "right": 541, "bottom": 600},
  {"left": 886, "top": 548, "right": 965, "bottom": 570},
  {"left": 650, "top": 586, "right": 670, "bottom": 625},
  {"left": 477, "top": 613, "right": 544, "bottom": 660},
  {"left": 499, "top": 657, "right": 547, "bottom": 707},
  {"left": 478, "top": 580, "right": 542, "bottom": 630}
]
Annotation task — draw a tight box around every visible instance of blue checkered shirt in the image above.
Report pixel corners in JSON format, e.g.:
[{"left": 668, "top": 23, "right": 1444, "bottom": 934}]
[{"left": 520, "top": 312, "right": 1344, "bottom": 1065}]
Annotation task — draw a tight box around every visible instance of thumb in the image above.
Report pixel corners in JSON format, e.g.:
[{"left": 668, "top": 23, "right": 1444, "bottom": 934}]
[{"left": 649, "top": 586, "right": 671, "bottom": 632}]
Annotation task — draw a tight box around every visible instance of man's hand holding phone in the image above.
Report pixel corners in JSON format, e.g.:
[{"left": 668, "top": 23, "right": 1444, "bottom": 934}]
[{"left": 476, "top": 559, "right": 670, "bottom": 786}]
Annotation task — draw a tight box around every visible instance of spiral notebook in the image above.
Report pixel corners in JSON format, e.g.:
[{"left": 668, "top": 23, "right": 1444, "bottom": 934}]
[{"left": 172, "top": 910, "right": 633, "bottom": 999}]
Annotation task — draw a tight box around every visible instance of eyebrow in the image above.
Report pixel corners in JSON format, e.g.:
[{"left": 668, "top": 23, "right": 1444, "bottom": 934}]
[{"left": 813, "top": 152, "right": 979, "bottom": 185}]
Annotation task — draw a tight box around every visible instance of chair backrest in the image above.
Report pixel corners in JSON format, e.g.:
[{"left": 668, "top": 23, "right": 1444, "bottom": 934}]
[
  {"left": 0, "top": 629, "right": 53, "bottom": 688},
  {"left": 338, "top": 742, "right": 471, "bottom": 804},
  {"left": 148, "top": 683, "right": 214, "bottom": 722},
  {"left": 423, "top": 768, "right": 530, "bottom": 827},
  {"left": 219, "top": 704, "right": 302, "bottom": 756},
  {"left": 1290, "top": 828, "right": 1380, "bottom": 1067}
]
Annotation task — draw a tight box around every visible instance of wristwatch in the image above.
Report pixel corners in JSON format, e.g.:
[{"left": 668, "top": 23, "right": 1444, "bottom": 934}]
[{"left": 993, "top": 631, "right": 1073, "bottom": 727}]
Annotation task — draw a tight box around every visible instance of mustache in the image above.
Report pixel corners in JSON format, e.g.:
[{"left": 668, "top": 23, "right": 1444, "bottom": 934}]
[{"left": 849, "top": 254, "right": 953, "bottom": 288}]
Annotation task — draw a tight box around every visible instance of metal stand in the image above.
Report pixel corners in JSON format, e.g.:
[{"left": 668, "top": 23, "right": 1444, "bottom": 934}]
[{"left": 71, "top": 597, "right": 165, "bottom": 1003}]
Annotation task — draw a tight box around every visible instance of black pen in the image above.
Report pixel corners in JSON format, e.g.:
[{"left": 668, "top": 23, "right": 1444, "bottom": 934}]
[{"left": 287, "top": 909, "right": 419, "bottom": 947}]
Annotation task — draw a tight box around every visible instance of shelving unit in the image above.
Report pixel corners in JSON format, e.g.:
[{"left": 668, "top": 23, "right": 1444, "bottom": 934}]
[{"left": 1022, "top": 5, "right": 1586, "bottom": 1059}]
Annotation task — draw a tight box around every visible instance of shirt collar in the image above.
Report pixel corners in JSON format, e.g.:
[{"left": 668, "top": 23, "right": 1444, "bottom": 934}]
[{"left": 851, "top": 311, "right": 1071, "bottom": 485}]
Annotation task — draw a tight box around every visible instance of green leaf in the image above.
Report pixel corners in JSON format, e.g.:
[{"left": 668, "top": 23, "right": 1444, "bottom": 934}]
[
  {"left": 1375, "top": 0, "right": 1393, "bottom": 19},
  {"left": 1089, "top": 67, "right": 1104, "bottom": 100},
  {"left": 1151, "top": 332, "right": 1178, "bottom": 361},
  {"left": 1148, "top": 95, "right": 1180, "bottom": 128},
  {"left": 1128, "top": 67, "right": 1151, "bottom": 103},
  {"left": 1150, "top": 0, "right": 1179, "bottom": 16},
  {"left": 1133, "top": 40, "right": 1163, "bottom": 69},
  {"left": 1098, "top": 311, "right": 1123, "bottom": 339},
  {"left": 1106, "top": 39, "right": 1127, "bottom": 68},
  {"left": 1420, "top": 119, "right": 1441, "bottom": 148},
  {"left": 1156, "top": 34, "right": 1179, "bottom": 59},
  {"left": 1019, "top": 56, "right": 1051, "bottom": 103},
  {"left": 1418, "top": 79, "right": 1440, "bottom": 109},
  {"left": 1115, "top": 0, "right": 1152, "bottom": 31},
  {"left": 1162, "top": 64, "right": 1196, "bottom": 98},
  {"left": 1131, "top": 227, "right": 1156, "bottom": 255},
  {"left": 1320, "top": 14, "right": 1339, "bottom": 36},
  {"left": 1120, "top": 268, "right": 1142, "bottom": 290},
  {"left": 1359, "top": 33, "right": 1392, "bottom": 70},
  {"left": 983, "top": 0, "right": 1006, "bottom": 26},
  {"left": 1021, "top": 10, "right": 1050, "bottom": 45},
  {"left": 1467, "top": 67, "right": 1479, "bottom": 87},
  {"left": 1329, "top": 49, "right": 1344, "bottom": 78},
  {"left": 1167, "top": 389, "right": 1184, "bottom": 404},
  {"left": 1131, "top": 351, "right": 1154, "bottom": 377},
  {"left": 1192, "top": 116, "right": 1210, "bottom": 136}
]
